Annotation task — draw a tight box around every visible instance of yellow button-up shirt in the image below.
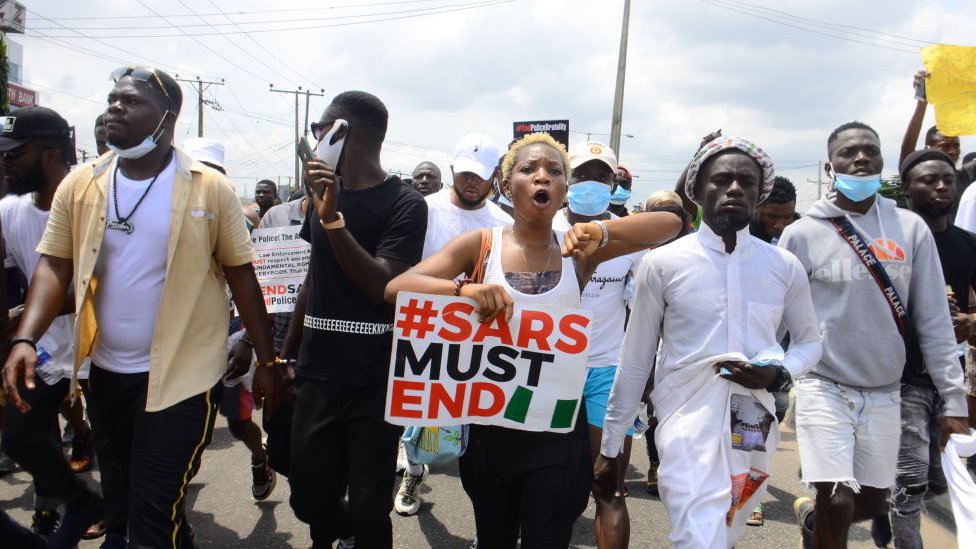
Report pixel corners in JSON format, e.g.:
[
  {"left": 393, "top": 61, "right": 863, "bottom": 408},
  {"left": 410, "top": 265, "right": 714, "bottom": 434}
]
[{"left": 38, "top": 149, "right": 253, "bottom": 411}]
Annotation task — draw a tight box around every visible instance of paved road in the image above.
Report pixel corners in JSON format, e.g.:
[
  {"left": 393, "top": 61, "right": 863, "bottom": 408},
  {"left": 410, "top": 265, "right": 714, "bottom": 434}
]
[{"left": 0, "top": 415, "right": 958, "bottom": 548}]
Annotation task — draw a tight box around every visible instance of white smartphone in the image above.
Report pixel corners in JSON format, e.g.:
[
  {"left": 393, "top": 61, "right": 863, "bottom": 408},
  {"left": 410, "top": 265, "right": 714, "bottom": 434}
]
[{"left": 314, "top": 119, "right": 348, "bottom": 170}]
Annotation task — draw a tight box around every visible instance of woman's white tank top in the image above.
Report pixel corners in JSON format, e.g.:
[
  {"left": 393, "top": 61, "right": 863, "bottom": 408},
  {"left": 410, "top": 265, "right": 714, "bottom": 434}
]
[{"left": 483, "top": 225, "right": 580, "bottom": 309}]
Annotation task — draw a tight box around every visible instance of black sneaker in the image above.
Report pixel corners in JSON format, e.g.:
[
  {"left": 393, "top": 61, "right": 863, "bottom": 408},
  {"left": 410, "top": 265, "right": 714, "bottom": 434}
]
[
  {"left": 46, "top": 492, "right": 104, "bottom": 549},
  {"left": 252, "top": 459, "right": 277, "bottom": 501},
  {"left": 30, "top": 509, "right": 60, "bottom": 536},
  {"left": 870, "top": 514, "right": 892, "bottom": 547}
]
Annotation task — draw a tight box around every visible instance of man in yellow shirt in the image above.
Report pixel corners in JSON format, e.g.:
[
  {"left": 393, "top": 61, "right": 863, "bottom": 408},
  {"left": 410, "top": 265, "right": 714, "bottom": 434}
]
[{"left": 2, "top": 66, "right": 280, "bottom": 548}]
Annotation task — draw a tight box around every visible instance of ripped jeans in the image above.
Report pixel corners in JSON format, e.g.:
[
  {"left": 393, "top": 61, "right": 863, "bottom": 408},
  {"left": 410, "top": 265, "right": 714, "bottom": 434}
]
[{"left": 891, "top": 383, "right": 946, "bottom": 549}]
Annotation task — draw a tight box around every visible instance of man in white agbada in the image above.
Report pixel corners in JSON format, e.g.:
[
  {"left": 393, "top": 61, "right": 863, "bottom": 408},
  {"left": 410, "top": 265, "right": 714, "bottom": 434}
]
[{"left": 595, "top": 136, "right": 822, "bottom": 548}]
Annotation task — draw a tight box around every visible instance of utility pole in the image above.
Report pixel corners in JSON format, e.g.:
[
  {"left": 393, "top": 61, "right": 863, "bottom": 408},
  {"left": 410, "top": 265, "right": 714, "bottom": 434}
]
[
  {"left": 609, "top": 0, "right": 631, "bottom": 156},
  {"left": 270, "top": 84, "right": 325, "bottom": 196},
  {"left": 817, "top": 160, "right": 823, "bottom": 199},
  {"left": 77, "top": 148, "right": 89, "bottom": 163},
  {"left": 175, "top": 75, "right": 224, "bottom": 137}
]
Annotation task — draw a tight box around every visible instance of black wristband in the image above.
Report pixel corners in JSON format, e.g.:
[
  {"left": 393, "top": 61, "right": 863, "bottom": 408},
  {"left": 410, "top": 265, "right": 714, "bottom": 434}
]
[
  {"left": 8, "top": 337, "right": 37, "bottom": 352},
  {"left": 766, "top": 364, "right": 793, "bottom": 393}
]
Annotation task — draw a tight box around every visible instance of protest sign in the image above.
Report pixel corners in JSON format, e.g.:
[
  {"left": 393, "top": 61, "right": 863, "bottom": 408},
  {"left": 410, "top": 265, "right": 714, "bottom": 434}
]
[
  {"left": 250, "top": 225, "right": 310, "bottom": 313},
  {"left": 386, "top": 292, "right": 591, "bottom": 433},
  {"left": 922, "top": 44, "right": 976, "bottom": 136}
]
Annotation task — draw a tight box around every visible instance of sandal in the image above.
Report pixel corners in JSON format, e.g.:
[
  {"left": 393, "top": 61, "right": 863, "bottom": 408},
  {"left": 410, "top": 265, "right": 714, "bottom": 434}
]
[
  {"left": 82, "top": 520, "right": 107, "bottom": 540},
  {"left": 68, "top": 431, "right": 94, "bottom": 474},
  {"left": 746, "top": 503, "right": 764, "bottom": 526}
]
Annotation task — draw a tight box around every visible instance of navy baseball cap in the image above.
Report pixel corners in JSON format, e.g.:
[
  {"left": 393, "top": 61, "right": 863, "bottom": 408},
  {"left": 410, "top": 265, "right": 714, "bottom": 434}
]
[{"left": 0, "top": 106, "right": 74, "bottom": 152}]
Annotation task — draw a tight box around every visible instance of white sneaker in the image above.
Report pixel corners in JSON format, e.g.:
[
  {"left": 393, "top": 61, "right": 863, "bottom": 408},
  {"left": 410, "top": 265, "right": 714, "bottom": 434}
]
[
  {"left": 394, "top": 464, "right": 428, "bottom": 516},
  {"left": 395, "top": 441, "right": 408, "bottom": 474}
]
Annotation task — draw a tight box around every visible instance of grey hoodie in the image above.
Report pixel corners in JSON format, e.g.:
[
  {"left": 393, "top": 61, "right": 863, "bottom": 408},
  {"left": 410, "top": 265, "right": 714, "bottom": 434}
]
[{"left": 778, "top": 194, "right": 967, "bottom": 417}]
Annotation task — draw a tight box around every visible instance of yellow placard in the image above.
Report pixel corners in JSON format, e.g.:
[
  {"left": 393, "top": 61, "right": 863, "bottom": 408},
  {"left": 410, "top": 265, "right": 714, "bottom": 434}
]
[{"left": 922, "top": 44, "right": 976, "bottom": 137}]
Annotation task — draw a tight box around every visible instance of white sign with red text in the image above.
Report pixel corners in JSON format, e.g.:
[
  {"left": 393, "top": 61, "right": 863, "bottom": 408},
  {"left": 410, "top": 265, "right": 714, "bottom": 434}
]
[
  {"left": 386, "top": 292, "right": 591, "bottom": 433},
  {"left": 250, "top": 225, "right": 310, "bottom": 313}
]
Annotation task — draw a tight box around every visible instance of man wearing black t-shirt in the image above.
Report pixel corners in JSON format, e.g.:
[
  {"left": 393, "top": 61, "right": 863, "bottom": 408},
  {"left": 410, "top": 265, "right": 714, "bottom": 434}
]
[
  {"left": 886, "top": 149, "right": 976, "bottom": 547},
  {"left": 283, "top": 91, "right": 427, "bottom": 548}
]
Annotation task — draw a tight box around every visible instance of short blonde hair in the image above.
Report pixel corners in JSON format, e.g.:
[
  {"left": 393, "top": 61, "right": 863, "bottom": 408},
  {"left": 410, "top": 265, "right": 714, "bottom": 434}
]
[{"left": 501, "top": 132, "right": 570, "bottom": 183}]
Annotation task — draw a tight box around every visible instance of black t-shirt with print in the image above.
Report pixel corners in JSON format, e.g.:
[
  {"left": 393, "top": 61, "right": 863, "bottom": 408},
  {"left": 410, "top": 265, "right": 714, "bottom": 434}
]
[
  {"left": 297, "top": 176, "right": 427, "bottom": 386},
  {"left": 904, "top": 224, "right": 976, "bottom": 387}
]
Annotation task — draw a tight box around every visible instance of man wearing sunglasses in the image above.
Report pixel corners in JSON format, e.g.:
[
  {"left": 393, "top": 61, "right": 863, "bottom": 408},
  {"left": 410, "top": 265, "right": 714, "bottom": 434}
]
[
  {"left": 283, "top": 91, "right": 428, "bottom": 548},
  {"left": 2, "top": 66, "right": 280, "bottom": 548}
]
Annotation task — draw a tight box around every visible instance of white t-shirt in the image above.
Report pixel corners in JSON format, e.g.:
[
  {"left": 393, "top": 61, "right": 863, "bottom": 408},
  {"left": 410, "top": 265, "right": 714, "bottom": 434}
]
[
  {"left": 421, "top": 189, "right": 512, "bottom": 260},
  {"left": 1, "top": 194, "right": 79, "bottom": 379},
  {"left": 553, "top": 210, "right": 646, "bottom": 367},
  {"left": 91, "top": 157, "right": 176, "bottom": 374}
]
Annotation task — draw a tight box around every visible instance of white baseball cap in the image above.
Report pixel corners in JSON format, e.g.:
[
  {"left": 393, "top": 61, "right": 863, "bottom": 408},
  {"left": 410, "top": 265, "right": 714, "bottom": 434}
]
[
  {"left": 183, "top": 137, "right": 225, "bottom": 170},
  {"left": 452, "top": 133, "right": 499, "bottom": 180},
  {"left": 569, "top": 141, "right": 617, "bottom": 172}
]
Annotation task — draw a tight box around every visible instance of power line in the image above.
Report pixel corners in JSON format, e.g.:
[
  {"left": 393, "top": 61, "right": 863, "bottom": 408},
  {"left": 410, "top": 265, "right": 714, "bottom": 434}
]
[
  {"left": 33, "top": 0, "right": 469, "bottom": 21},
  {"left": 204, "top": 0, "right": 325, "bottom": 92},
  {"left": 697, "top": 0, "right": 919, "bottom": 54},
  {"left": 32, "top": 0, "right": 515, "bottom": 38}
]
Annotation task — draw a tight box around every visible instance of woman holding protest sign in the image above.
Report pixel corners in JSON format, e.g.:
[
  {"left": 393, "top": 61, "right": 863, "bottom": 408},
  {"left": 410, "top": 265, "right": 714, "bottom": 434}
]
[{"left": 385, "top": 132, "right": 681, "bottom": 548}]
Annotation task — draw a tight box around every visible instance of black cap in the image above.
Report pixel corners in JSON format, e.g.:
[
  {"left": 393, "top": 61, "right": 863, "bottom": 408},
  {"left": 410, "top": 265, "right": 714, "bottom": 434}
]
[
  {"left": 899, "top": 148, "right": 956, "bottom": 183},
  {"left": 0, "top": 106, "right": 74, "bottom": 152}
]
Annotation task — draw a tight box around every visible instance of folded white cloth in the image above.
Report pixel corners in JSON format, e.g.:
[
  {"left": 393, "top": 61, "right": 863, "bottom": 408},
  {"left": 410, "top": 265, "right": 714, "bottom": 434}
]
[{"left": 941, "top": 429, "right": 976, "bottom": 548}]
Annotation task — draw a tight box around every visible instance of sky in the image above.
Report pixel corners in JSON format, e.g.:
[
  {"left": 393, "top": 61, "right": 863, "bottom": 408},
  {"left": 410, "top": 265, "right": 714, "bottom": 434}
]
[{"left": 9, "top": 0, "right": 976, "bottom": 211}]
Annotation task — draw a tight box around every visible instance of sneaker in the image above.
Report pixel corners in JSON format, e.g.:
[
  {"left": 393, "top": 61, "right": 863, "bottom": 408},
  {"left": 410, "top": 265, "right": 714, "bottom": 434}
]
[
  {"left": 396, "top": 441, "right": 408, "bottom": 475},
  {"left": 0, "top": 450, "right": 16, "bottom": 476},
  {"left": 31, "top": 509, "right": 60, "bottom": 536},
  {"left": 336, "top": 536, "right": 356, "bottom": 548},
  {"left": 870, "top": 514, "right": 892, "bottom": 547},
  {"left": 394, "top": 464, "right": 429, "bottom": 516},
  {"left": 793, "top": 496, "right": 815, "bottom": 549},
  {"left": 46, "top": 492, "right": 104, "bottom": 549},
  {"left": 251, "top": 459, "right": 277, "bottom": 501},
  {"left": 69, "top": 432, "right": 95, "bottom": 473},
  {"left": 645, "top": 460, "right": 659, "bottom": 496}
]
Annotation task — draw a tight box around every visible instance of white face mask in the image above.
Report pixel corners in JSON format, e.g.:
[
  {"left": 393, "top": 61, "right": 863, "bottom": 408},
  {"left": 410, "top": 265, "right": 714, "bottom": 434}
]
[
  {"left": 314, "top": 119, "right": 348, "bottom": 171},
  {"left": 107, "top": 110, "right": 170, "bottom": 160}
]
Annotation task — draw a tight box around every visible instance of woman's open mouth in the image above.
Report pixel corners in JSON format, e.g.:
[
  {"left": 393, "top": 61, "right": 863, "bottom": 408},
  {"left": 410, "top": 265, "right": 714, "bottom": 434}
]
[{"left": 532, "top": 189, "right": 551, "bottom": 206}]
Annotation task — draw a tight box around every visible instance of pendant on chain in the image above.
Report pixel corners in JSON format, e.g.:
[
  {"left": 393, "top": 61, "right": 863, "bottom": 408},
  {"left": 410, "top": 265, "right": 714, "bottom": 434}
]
[{"left": 106, "top": 219, "right": 134, "bottom": 235}]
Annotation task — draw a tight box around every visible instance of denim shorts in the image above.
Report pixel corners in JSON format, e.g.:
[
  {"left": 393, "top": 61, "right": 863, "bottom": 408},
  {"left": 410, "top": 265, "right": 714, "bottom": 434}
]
[
  {"left": 583, "top": 366, "right": 635, "bottom": 436},
  {"left": 794, "top": 377, "right": 901, "bottom": 491}
]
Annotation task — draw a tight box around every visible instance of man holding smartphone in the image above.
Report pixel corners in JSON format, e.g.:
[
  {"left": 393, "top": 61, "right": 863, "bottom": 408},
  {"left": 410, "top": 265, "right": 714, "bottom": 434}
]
[{"left": 284, "top": 91, "right": 428, "bottom": 547}]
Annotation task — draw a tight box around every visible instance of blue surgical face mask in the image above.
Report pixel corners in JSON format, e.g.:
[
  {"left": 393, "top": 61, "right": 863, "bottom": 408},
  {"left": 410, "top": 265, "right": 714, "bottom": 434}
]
[
  {"left": 567, "top": 180, "right": 612, "bottom": 216},
  {"left": 107, "top": 110, "right": 169, "bottom": 160},
  {"left": 833, "top": 172, "right": 881, "bottom": 202},
  {"left": 609, "top": 186, "right": 631, "bottom": 206}
]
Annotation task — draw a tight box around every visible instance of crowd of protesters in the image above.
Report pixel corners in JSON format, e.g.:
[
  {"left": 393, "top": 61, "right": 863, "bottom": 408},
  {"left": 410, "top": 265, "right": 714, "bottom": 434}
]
[{"left": 0, "top": 64, "right": 974, "bottom": 549}]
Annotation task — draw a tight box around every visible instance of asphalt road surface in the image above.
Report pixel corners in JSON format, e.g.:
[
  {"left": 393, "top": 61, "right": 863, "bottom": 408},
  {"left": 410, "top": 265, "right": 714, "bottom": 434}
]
[{"left": 0, "top": 414, "right": 958, "bottom": 548}]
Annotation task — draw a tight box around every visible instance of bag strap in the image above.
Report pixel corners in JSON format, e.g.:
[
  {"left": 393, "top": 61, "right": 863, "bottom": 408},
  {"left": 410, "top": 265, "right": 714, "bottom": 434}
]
[
  {"left": 827, "top": 216, "right": 910, "bottom": 338},
  {"left": 470, "top": 228, "right": 493, "bottom": 284}
]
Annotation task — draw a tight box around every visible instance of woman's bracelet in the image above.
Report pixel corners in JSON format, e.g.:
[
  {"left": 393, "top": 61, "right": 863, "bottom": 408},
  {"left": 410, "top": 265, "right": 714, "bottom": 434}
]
[
  {"left": 594, "top": 220, "right": 610, "bottom": 249},
  {"left": 455, "top": 277, "right": 474, "bottom": 296}
]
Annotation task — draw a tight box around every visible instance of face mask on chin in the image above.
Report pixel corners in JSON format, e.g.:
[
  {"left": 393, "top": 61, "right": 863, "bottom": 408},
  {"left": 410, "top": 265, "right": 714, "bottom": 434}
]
[
  {"left": 833, "top": 172, "right": 881, "bottom": 202},
  {"left": 107, "top": 110, "right": 169, "bottom": 160},
  {"left": 567, "top": 180, "right": 612, "bottom": 216}
]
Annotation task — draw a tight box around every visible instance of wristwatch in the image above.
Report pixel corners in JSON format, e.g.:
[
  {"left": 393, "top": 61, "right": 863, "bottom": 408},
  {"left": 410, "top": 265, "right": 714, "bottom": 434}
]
[
  {"left": 766, "top": 364, "right": 793, "bottom": 393},
  {"left": 320, "top": 211, "right": 345, "bottom": 230}
]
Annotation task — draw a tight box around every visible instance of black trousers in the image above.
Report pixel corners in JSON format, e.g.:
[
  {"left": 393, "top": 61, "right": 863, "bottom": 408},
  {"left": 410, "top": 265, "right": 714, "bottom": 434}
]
[
  {"left": 459, "top": 420, "right": 592, "bottom": 549},
  {"left": 2, "top": 377, "right": 92, "bottom": 508},
  {"left": 82, "top": 366, "right": 217, "bottom": 549},
  {"left": 289, "top": 377, "right": 401, "bottom": 548}
]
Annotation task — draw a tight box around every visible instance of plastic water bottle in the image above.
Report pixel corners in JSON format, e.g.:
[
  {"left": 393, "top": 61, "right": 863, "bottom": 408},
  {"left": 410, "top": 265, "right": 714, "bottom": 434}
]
[{"left": 34, "top": 345, "right": 63, "bottom": 386}]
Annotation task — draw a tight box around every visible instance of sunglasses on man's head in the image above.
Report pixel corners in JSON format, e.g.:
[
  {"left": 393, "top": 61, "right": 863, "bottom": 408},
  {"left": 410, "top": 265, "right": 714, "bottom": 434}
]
[{"left": 110, "top": 66, "right": 172, "bottom": 108}]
